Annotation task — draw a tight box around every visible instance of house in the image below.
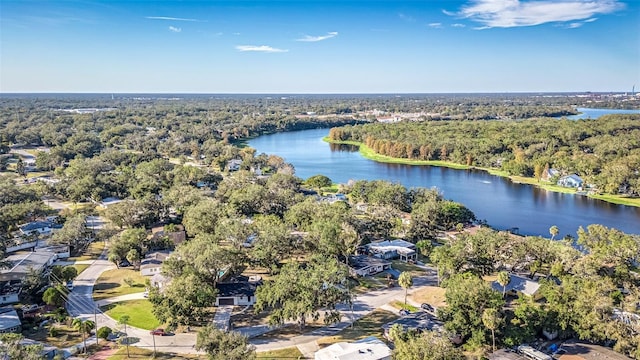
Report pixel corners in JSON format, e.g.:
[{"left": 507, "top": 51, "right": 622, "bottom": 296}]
[
  {"left": 366, "top": 240, "right": 417, "bottom": 262},
  {"left": 140, "top": 251, "right": 171, "bottom": 276},
  {"left": 542, "top": 168, "right": 560, "bottom": 181},
  {"left": 382, "top": 311, "right": 444, "bottom": 341},
  {"left": 151, "top": 273, "right": 170, "bottom": 290},
  {"left": 215, "top": 276, "right": 261, "bottom": 306},
  {"left": 348, "top": 255, "right": 391, "bottom": 277},
  {"left": 227, "top": 159, "right": 243, "bottom": 171},
  {"left": 18, "top": 221, "right": 57, "bottom": 236},
  {"left": 557, "top": 174, "right": 584, "bottom": 188},
  {"left": 99, "top": 197, "right": 123, "bottom": 208},
  {"left": 0, "top": 307, "right": 22, "bottom": 333},
  {"left": 314, "top": 336, "right": 392, "bottom": 360},
  {"left": 491, "top": 274, "right": 541, "bottom": 298},
  {"left": 0, "top": 250, "right": 57, "bottom": 304}
]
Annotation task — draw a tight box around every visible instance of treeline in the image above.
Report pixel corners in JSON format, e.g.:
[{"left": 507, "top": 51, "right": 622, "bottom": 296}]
[{"left": 328, "top": 114, "right": 640, "bottom": 196}]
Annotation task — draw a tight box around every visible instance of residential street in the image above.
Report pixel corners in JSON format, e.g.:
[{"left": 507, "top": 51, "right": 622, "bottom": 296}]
[{"left": 65, "top": 244, "right": 438, "bottom": 357}]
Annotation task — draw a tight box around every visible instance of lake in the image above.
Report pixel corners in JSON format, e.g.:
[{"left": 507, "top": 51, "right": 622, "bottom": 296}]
[
  {"left": 249, "top": 128, "right": 640, "bottom": 237},
  {"left": 565, "top": 107, "right": 640, "bottom": 120}
]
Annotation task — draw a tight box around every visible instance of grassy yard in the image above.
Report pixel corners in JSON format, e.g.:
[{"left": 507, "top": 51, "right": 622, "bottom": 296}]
[
  {"left": 102, "top": 300, "right": 160, "bottom": 330},
  {"left": 231, "top": 307, "right": 272, "bottom": 328},
  {"left": 69, "top": 240, "right": 105, "bottom": 262},
  {"left": 73, "top": 264, "right": 90, "bottom": 275},
  {"left": 390, "top": 300, "right": 419, "bottom": 312},
  {"left": 409, "top": 286, "right": 447, "bottom": 308},
  {"left": 93, "top": 268, "right": 147, "bottom": 301},
  {"left": 316, "top": 309, "right": 398, "bottom": 347},
  {"left": 107, "top": 347, "right": 203, "bottom": 359},
  {"left": 26, "top": 324, "right": 85, "bottom": 349},
  {"left": 256, "top": 347, "right": 304, "bottom": 359},
  {"left": 391, "top": 260, "right": 423, "bottom": 275},
  {"left": 354, "top": 277, "right": 386, "bottom": 293}
]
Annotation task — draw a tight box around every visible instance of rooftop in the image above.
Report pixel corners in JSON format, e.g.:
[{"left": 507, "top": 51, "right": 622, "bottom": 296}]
[
  {"left": 382, "top": 311, "right": 444, "bottom": 333},
  {"left": 491, "top": 274, "right": 540, "bottom": 297},
  {"left": 349, "top": 255, "right": 391, "bottom": 271},
  {"left": 216, "top": 281, "right": 260, "bottom": 298},
  {"left": 558, "top": 341, "right": 632, "bottom": 360},
  {"left": 0, "top": 307, "right": 21, "bottom": 331},
  {"left": 0, "top": 251, "right": 56, "bottom": 282},
  {"left": 314, "top": 336, "right": 392, "bottom": 360}
]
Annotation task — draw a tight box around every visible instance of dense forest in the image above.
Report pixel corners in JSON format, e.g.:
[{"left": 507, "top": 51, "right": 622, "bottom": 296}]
[{"left": 328, "top": 114, "right": 640, "bottom": 196}]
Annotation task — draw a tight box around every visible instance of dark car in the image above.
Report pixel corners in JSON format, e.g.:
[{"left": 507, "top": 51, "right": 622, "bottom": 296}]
[
  {"left": 399, "top": 309, "right": 410, "bottom": 316},
  {"left": 421, "top": 303, "right": 435, "bottom": 312},
  {"left": 150, "top": 328, "right": 166, "bottom": 336}
]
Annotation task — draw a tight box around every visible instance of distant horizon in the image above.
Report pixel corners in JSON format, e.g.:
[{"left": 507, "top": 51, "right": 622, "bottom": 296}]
[{"left": 1, "top": 1, "right": 638, "bottom": 93}]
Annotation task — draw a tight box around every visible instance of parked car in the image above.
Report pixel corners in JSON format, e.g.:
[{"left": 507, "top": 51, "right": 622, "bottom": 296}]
[
  {"left": 143, "top": 290, "right": 149, "bottom": 298},
  {"left": 150, "top": 328, "right": 166, "bottom": 336},
  {"left": 421, "top": 303, "right": 435, "bottom": 312},
  {"left": 21, "top": 304, "right": 39, "bottom": 313},
  {"left": 399, "top": 309, "right": 410, "bottom": 316},
  {"left": 66, "top": 281, "right": 74, "bottom": 290},
  {"left": 119, "top": 260, "right": 131, "bottom": 268}
]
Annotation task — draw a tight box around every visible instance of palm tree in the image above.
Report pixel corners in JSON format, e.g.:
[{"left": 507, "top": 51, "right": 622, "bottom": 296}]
[
  {"left": 398, "top": 272, "right": 413, "bottom": 305},
  {"left": 482, "top": 308, "right": 503, "bottom": 352},
  {"left": 72, "top": 318, "right": 95, "bottom": 353},
  {"left": 118, "top": 315, "right": 130, "bottom": 357},
  {"left": 497, "top": 271, "right": 510, "bottom": 298},
  {"left": 549, "top": 225, "right": 559, "bottom": 240}
]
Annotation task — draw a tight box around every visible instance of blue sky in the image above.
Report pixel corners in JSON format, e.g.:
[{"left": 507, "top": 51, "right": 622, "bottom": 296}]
[{"left": 1, "top": 0, "right": 638, "bottom": 93}]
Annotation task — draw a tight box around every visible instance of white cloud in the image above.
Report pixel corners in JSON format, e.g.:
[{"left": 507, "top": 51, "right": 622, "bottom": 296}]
[
  {"left": 169, "top": 26, "right": 181, "bottom": 33},
  {"left": 452, "top": 23, "right": 466, "bottom": 27},
  {"left": 398, "top": 13, "right": 416, "bottom": 22},
  {"left": 450, "top": 0, "right": 624, "bottom": 28},
  {"left": 296, "top": 31, "right": 338, "bottom": 42},
  {"left": 428, "top": 22, "right": 442, "bottom": 28},
  {"left": 146, "top": 16, "right": 201, "bottom": 22},
  {"left": 235, "top": 45, "right": 288, "bottom": 53}
]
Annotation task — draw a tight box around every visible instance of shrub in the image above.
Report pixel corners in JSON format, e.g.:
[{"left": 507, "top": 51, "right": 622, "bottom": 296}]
[
  {"left": 97, "top": 326, "right": 112, "bottom": 340},
  {"left": 123, "top": 277, "right": 134, "bottom": 287}
]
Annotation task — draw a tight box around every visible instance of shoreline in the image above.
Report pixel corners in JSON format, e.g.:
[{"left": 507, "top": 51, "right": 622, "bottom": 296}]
[{"left": 323, "top": 137, "right": 640, "bottom": 208}]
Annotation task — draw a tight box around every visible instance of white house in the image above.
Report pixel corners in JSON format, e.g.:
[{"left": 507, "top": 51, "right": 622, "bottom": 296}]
[
  {"left": 0, "top": 250, "right": 57, "bottom": 305},
  {"left": 348, "top": 255, "right": 391, "bottom": 277},
  {"left": 140, "top": 251, "right": 171, "bottom": 276},
  {"left": 542, "top": 168, "right": 560, "bottom": 181},
  {"left": 557, "top": 174, "right": 584, "bottom": 188},
  {"left": 18, "top": 221, "right": 56, "bottom": 236},
  {"left": 314, "top": 336, "right": 392, "bottom": 360},
  {"left": 215, "top": 277, "right": 261, "bottom": 306},
  {"left": 366, "top": 240, "right": 417, "bottom": 262},
  {"left": 227, "top": 159, "right": 243, "bottom": 171}
]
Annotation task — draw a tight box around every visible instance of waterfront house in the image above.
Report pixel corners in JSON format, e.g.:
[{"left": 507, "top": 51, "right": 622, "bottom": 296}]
[
  {"left": 557, "top": 174, "right": 584, "bottom": 188},
  {"left": 542, "top": 168, "right": 560, "bottom": 181}
]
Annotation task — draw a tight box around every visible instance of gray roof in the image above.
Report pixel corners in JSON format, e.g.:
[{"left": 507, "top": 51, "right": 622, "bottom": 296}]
[
  {"left": 491, "top": 274, "right": 540, "bottom": 297},
  {"left": 216, "top": 281, "right": 260, "bottom": 298},
  {"left": 349, "top": 255, "right": 391, "bottom": 271},
  {"left": 382, "top": 311, "right": 443, "bottom": 333},
  {"left": 19, "top": 221, "right": 54, "bottom": 232},
  {"left": 0, "top": 251, "right": 55, "bottom": 282},
  {"left": 0, "top": 308, "right": 21, "bottom": 331}
]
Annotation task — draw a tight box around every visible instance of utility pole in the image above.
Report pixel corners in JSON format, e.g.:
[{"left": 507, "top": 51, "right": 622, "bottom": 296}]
[
  {"left": 152, "top": 332, "right": 157, "bottom": 358},
  {"left": 94, "top": 308, "right": 99, "bottom": 347}
]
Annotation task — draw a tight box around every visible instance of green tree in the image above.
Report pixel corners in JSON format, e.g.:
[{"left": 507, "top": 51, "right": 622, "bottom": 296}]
[
  {"left": 549, "top": 225, "right": 559, "bottom": 240},
  {"left": 398, "top": 272, "right": 413, "bottom": 305},
  {"left": 118, "top": 315, "right": 130, "bottom": 358},
  {"left": 126, "top": 248, "right": 141, "bottom": 270},
  {"left": 195, "top": 326, "right": 256, "bottom": 360},
  {"left": 393, "top": 330, "right": 464, "bottom": 360},
  {"left": 43, "top": 286, "right": 66, "bottom": 307},
  {"left": 97, "top": 326, "right": 112, "bottom": 340},
  {"left": 0, "top": 333, "right": 44, "bottom": 360},
  {"left": 497, "top": 271, "right": 510, "bottom": 298},
  {"left": 255, "top": 255, "right": 351, "bottom": 330},
  {"left": 482, "top": 308, "right": 503, "bottom": 352},
  {"left": 72, "top": 318, "right": 95, "bottom": 353},
  {"left": 51, "top": 214, "right": 87, "bottom": 249},
  {"left": 305, "top": 174, "right": 332, "bottom": 192}
]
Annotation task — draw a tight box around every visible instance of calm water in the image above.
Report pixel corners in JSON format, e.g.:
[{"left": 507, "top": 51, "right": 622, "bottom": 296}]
[
  {"left": 249, "top": 128, "right": 640, "bottom": 237},
  {"left": 565, "top": 107, "right": 640, "bottom": 120}
]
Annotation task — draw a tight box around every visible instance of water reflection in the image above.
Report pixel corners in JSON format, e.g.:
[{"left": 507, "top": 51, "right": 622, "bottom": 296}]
[{"left": 249, "top": 128, "right": 640, "bottom": 236}]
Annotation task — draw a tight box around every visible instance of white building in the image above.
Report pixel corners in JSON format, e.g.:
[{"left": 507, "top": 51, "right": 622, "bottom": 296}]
[
  {"left": 366, "top": 239, "right": 417, "bottom": 262},
  {"left": 314, "top": 336, "right": 392, "bottom": 360}
]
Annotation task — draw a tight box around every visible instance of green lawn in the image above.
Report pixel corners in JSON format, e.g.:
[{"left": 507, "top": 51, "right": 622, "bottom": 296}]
[
  {"left": 390, "top": 300, "right": 419, "bottom": 312},
  {"left": 316, "top": 309, "right": 398, "bottom": 347},
  {"left": 73, "top": 264, "right": 90, "bottom": 275},
  {"left": 256, "top": 347, "right": 304, "bottom": 359},
  {"left": 391, "top": 260, "right": 423, "bottom": 274},
  {"left": 69, "top": 241, "right": 105, "bottom": 261},
  {"left": 102, "top": 300, "right": 160, "bottom": 330},
  {"left": 93, "top": 268, "right": 147, "bottom": 301},
  {"left": 25, "top": 324, "right": 85, "bottom": 349}
]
